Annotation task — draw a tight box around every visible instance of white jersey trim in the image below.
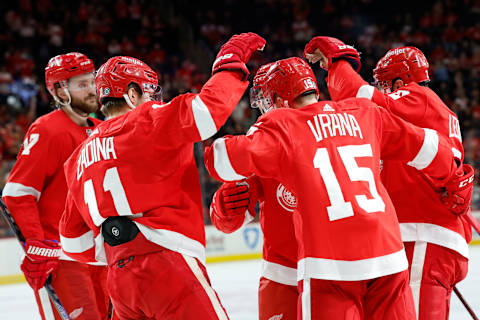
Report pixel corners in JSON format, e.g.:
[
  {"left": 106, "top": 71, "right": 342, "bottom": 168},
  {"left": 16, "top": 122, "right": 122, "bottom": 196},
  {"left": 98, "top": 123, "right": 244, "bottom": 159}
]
[
  {"left": 182, "top": 254, "right": 228, "bottom": 320},
  {"left": 409, "top": 241, "right": 427, "bottom": 319},
  {"left": 297, "top": 248, "right": 408, "bottom": 281},
  {"left": 407, "top": 128, "right": 438, "bottom": 170},
  {"left": 400, "top": 222, "right": 469, "bottom": 259},
  {"left": 356, "top": 85, "right": 375, "bottom": 100},
  {"left": 60, "top": 230, "right": 94, "bottom": 253},
  {"left": 192, "top": 95, "right": 217, "bottom": 140},
  {"left": 452, "top": 147, "right": 462, "bottom": 160},
  {"left": 59, "top": 251, "right": 106, "bottom": 265},
  {"left": 2, "top": 182, "right": 41, "bottom": 200},
  {"left": 135, "top": 222, "right": 206, "bottom": 266},
  {"left": 212, "top": 138, "right": 247, "bottom": 181},
  {"left": 60, "top": 231, "right": 107, "bottom": 265},
  {"left": 301, "top": 278, "right": 312, "bottom": 320},
  {"left": 261, "top": 259, "right": 297, "bottom": 286},
  {"left": 61, "top": 224, "right": 206, "bottom": 266}
]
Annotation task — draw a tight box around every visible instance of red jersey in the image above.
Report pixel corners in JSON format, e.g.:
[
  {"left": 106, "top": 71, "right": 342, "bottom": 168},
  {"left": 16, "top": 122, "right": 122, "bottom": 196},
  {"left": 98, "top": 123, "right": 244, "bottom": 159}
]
[
  {"left": 59, "top": 71, "right": 248, "bottom": 265},
  {"left": 327, "top": 60, "right": 471, "bottom": 258},
  {"left": 205, "top": 98, "right": 457, "bottom": 281},
  {"left": 211, "top": 176, "right": 298, "bottom": 286},
  {"left": 2, "top": 109, "right": 100, "bottom": 244}
]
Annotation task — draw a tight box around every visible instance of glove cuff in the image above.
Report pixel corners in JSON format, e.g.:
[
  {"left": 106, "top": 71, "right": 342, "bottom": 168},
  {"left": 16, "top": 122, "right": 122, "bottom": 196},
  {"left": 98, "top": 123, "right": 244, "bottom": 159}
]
[{"left": 213, "top": 62, "right": 249, "bottom": 80}]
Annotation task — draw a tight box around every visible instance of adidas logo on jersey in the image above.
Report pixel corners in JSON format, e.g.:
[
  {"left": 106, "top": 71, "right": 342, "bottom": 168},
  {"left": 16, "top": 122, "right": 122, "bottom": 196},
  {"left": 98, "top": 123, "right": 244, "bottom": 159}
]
[{"left": 323, "top": 104, "right": 335, "bottom": 112}]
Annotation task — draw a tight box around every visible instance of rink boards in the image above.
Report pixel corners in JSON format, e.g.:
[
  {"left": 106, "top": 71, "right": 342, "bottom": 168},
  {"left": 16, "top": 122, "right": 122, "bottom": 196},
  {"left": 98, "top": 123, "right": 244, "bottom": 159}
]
[{"left": 1, "top": 211, "right": 479, "bottom": 286}]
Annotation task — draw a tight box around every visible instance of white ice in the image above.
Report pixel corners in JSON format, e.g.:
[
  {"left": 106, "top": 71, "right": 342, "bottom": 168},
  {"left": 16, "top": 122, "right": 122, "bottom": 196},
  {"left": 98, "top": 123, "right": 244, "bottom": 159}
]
[{"left": 1, "top": 246, "right": 479, "bottom": 319}]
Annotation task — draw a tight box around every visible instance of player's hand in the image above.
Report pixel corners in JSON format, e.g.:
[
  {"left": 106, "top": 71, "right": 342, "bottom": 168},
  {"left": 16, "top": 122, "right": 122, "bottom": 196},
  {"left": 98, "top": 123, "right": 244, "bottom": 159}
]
[
  {"left": 212, "top": 32, "right": 266, "bottom": 79},
  {"left": 441, "top": 164, "right": 475, "bottom": 216},
  {"left": 304, "top": 36, "right": 360, "bottom": 72},
  {"left": 211, "top": 182, "right": 252, "bottom": 233},
  {"left": 21, "top": 239, "right": 61, "bottom": 290},
  {"left": 220, "top": 182, "right": 250, "bottom": 216}
]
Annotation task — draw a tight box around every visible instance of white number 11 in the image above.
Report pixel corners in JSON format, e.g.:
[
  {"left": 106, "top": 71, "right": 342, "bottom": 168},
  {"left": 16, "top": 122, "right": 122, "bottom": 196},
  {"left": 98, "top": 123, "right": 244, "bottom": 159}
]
[
  {"left": 84, "top": 167, "right": 133, "bottom": 226},
  {"left": 313, "top": 144, "right": 385, "bottom": 221}
]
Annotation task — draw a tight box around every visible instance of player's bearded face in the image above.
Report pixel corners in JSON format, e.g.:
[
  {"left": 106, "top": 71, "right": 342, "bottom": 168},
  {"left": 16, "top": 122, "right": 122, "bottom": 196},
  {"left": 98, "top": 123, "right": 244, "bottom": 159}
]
[{"left": 68, "top": 73, "right": 99, "bottom": 114}]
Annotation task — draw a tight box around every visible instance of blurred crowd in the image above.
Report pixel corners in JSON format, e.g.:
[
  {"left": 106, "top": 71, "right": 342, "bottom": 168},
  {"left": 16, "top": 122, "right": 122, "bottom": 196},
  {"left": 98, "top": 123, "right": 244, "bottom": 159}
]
[{"left": 0, "top": 0, "right": 479, "bottom": 236}]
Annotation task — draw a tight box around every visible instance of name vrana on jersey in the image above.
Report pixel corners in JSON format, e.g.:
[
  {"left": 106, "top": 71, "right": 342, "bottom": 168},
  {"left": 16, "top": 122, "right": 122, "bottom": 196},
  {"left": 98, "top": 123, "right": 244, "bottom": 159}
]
[
  {"left": 77, "top": 137, "right": 117, "bottom": 180},
  {"left": 307, "top": 112, "right": 363, "bottom": 142}
]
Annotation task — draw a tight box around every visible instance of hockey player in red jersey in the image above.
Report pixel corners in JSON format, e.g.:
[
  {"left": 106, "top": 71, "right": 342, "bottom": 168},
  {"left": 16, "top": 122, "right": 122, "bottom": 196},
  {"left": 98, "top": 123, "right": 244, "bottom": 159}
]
[
  {"left": 209, "top": 58, "right": 318, "bottom": 320},
  {"left": 1, "top": 52, "right": 109, "bottom": 320},
  {"left": 304, "top": 36, "right": 475, "bottom": 319},
  {"left": 204, "top": 55, "right": 468, "bottom": 319},
  {"left": 59, "top": 33, "right": 266, "bottom": 320}
]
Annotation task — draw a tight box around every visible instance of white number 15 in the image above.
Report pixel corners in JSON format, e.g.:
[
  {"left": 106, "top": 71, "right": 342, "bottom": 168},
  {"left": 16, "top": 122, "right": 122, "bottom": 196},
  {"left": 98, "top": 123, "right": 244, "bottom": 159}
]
[{"left": 313, "top": 144, "right": 385, "bottom": 221}]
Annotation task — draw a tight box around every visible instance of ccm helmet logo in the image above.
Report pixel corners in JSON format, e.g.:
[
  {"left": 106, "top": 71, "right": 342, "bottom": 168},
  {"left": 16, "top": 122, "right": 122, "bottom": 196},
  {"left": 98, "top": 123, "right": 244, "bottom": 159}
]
[{"left": 459, "top": 176, "right": 474, "bottom": 188}]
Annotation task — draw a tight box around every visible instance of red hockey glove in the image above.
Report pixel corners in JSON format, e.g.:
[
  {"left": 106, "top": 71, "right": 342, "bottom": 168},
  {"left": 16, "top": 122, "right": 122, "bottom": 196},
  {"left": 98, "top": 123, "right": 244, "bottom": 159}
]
[
  {"left": 212, "top": 32, "right": 266, "bottom": 79},
  {"left": 304, "top": 36, "right": 360, "bottom": 72},
  {"left": 211, "top": 182, "right": 252, "bottom": 233},
  {"left": 21, "top": 239, "right": 61, "bottom": 290},
  {"left": 441, "top": 164, "right": 475, "bottom": 216}
]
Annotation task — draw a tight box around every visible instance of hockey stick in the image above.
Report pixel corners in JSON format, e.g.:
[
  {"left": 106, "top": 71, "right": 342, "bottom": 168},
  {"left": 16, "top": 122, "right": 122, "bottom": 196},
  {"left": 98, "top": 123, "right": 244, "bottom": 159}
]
[
  {"left": 0, "top": 199, "right": 71, "bottom": 320},
  {"left": 453, "top": 286, "right": 479, "bottom": 320},
  {"left": 465, "top": 209, "right": 480, "bottom": 236}
]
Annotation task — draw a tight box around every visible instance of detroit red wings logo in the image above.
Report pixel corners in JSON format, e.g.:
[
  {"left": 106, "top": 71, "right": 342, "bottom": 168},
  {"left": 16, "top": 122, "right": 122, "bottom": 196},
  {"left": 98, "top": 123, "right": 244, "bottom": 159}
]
[{"left": 276, "top": 184, "right": 297, "bottom": 212}]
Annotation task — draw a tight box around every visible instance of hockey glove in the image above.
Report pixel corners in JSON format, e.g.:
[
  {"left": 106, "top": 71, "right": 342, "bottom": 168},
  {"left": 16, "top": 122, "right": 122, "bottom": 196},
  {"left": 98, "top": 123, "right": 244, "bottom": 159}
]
[
  {"left": 304, "top": 36, "right": 360, "bottom": 72},
  {"left": 212, "top": 32, "right": 266, "bottom": 79},
  {"left": 211, "top": 182, "right": 252, "bottom": 233},
  {"left": 21, "top": 239, "right": 61, "bottom": 290},
  {"left": 441, "top": 164, "right": 475, "bottom": 216}
]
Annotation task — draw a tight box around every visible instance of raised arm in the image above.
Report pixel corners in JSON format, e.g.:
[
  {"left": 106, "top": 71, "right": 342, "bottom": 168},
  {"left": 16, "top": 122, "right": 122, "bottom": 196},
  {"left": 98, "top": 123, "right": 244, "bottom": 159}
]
[
  {"left": 146, "top": 33, "right": 265, "bottom": 146},
  {"left": 304, "top": 36, "right": 427, "bottom": 120}
]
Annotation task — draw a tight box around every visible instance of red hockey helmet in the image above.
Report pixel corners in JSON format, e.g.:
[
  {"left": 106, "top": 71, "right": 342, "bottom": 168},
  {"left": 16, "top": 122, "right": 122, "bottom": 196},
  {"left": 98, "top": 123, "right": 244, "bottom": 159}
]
[
  {"left": 95, "top": 56, "right": 159, "bottom": 104},
  {"left": 373, "top": 46, "right": 430, "bottom": 93},
  {"left": 250, "top": 57, "right": 318, "bottom": 113},
  {"left": 45, "top": 52, "right": 95, "bottom": 97}
]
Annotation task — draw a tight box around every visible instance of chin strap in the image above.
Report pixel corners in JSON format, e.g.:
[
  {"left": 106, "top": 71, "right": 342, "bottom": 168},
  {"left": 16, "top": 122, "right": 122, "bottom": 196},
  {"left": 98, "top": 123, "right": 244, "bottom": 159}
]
[
  {"left": 123, "top": 93, "right": 136, "bottom": 109},
  {"left": 53, "top": 88, "right": 72, "bottom": 108}
]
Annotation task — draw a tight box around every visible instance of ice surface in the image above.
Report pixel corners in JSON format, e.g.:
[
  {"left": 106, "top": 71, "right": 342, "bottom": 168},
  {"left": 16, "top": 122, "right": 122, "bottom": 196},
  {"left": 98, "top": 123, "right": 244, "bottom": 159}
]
[{"left": 1, "top": 246, "right": 479, "bottom": 319}]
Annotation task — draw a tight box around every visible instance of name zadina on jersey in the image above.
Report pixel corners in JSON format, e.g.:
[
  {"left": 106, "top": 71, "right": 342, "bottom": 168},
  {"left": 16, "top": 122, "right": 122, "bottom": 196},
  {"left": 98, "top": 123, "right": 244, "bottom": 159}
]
[{"left": 77, "top": 136, "right": 117, "bottom": 180}]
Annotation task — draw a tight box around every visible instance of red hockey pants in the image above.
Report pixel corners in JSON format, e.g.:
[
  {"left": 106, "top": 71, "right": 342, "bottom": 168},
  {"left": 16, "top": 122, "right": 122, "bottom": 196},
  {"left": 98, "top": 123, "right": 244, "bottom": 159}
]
[
  {"left": 34, "top": 260, "right": 109, "bottom": 320},
  {"left": 297, "top": 270, "right": 416, "bottom": 320},
  {"left": 105, "top": 233, "right": 229, "bottom": 320},
  {"left": 404, "top": 241, "right": 468, "bottom": 320},
  {"left": 258, "top": 277, "right": 298, "bottom": 320}
]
